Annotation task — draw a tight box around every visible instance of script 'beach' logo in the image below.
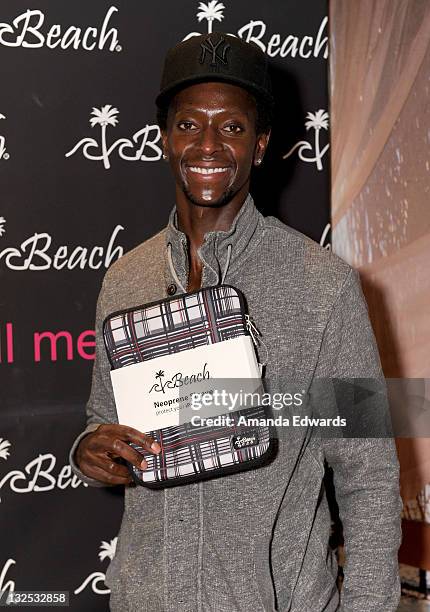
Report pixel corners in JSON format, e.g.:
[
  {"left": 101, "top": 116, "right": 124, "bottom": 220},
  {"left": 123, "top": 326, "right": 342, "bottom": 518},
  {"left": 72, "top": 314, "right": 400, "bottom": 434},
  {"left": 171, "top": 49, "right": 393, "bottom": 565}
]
[
  {"left": 185, "top": 2, "right": 328, "bottom": 59},
  {"left": 0, "top": 443, "right": 85, "bottom": 503},
  {"left": 0, "top": 217, "right": 123, "bottom": 271},
  {"left": 0, "top": 115, "right": 9, "bottom": 161},
  {"left": 74, "top": 538, "right": 117, "bottom": 596},
  {"left": 0, "top": 6, "right": 121, "bottom": 52},
  {"left": 283, "top": 110, "right": 330, "bottom": 171},
  {"left": 65, "top": 105, "right": 162, "bottom": 170},
  {"left": 149, "top": 363, "right": 210, "bottom": 394}
]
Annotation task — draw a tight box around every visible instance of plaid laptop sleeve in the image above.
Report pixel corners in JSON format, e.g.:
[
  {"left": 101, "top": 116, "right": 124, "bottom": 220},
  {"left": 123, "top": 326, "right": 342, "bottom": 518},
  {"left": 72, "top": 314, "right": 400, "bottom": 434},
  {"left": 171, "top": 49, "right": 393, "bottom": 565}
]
[{"left": 103, "top": 285, "right": 275, "bottom": 488}]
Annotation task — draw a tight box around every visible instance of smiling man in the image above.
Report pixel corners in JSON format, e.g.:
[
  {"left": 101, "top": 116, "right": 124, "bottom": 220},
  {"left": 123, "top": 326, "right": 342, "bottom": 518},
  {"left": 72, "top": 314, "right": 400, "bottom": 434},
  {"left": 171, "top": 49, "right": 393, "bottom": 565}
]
[
  {"left": 158, "top": 79, "right": 269, "bottom": 291},
  {"left": 70, "top": 33, "right": 401, "bottom": 611}
]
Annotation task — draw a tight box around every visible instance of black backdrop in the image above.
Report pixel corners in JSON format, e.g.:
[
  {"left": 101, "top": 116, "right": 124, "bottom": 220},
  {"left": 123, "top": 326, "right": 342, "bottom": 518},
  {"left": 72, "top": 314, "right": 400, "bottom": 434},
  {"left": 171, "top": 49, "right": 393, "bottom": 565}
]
[{"left": 1, "top": 1, "right": 329, "bottom": 608}]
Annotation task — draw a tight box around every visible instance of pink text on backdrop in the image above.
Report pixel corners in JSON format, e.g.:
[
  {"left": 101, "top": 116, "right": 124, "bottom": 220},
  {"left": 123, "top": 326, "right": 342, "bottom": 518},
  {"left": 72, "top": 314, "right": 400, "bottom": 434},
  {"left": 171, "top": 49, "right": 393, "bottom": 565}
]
[{"left": 0, "top": 323, "right": 95, "bottom": 363}]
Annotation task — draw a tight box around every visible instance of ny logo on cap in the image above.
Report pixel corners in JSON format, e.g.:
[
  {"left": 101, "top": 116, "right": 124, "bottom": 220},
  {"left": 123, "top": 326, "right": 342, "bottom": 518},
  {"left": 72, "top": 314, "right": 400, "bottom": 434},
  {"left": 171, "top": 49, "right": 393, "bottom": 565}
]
[{"left": 199, "top": 35, "right": 230, "bottom": 68}]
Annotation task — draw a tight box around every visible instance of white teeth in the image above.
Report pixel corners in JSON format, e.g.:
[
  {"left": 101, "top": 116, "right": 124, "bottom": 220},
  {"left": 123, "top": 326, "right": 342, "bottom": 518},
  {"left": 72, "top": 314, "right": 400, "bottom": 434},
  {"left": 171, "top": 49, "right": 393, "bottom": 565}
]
[{"left": 188, "top": 167, "right": 228, "bottom": 174}]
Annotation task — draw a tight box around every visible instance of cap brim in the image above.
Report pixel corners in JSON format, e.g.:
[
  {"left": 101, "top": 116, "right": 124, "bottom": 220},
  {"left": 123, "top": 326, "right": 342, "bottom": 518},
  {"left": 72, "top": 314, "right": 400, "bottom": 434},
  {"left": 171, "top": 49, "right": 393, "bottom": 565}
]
[{"left": 155, "top": 74, "right": 274, "bottom": 108}]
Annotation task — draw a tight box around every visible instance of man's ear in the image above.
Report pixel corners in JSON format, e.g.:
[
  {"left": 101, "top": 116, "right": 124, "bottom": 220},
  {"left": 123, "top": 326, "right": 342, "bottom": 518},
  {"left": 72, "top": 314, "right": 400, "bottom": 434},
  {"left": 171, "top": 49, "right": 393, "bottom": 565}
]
[{"left": 253, "top": 129, "right": 271, "bottom": 166}]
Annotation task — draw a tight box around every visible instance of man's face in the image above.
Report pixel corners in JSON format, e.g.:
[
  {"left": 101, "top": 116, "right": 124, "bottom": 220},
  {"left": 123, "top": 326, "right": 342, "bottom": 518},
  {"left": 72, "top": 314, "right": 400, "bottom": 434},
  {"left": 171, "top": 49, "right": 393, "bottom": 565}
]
[{"left": 161, "top": 81, "right": 270, "bottom": 208}]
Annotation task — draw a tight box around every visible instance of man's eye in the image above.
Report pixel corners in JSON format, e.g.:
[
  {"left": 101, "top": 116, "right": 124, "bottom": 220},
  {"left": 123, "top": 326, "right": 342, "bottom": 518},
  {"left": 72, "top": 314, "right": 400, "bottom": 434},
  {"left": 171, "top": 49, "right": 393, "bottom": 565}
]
[
  {"left": 224, "top": 124, "right": 244, "bottom": 134},
  {"left": 178, "top": 121, "right": 197, "bottom": 130}
]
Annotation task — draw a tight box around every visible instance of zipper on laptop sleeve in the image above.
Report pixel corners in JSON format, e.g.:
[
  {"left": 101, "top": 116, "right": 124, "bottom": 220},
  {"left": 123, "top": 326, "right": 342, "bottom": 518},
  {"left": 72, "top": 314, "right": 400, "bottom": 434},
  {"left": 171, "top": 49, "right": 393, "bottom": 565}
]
[{"left": 245, "top": 314, "right": 268, "bottom": 375}]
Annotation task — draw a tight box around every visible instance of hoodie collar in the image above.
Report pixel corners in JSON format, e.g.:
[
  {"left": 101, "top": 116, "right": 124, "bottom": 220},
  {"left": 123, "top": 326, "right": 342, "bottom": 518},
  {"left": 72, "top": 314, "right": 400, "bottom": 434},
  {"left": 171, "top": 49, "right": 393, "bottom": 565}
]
[{"left": 165, "top": 193, "right": 263, "bottom": 291}]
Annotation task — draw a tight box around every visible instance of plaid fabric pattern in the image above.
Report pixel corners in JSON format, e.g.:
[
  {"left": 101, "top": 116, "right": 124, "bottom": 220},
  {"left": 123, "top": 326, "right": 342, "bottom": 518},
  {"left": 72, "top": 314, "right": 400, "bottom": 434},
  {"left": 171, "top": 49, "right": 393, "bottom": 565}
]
[
  {"left": 104, "top": 286, "right": 245, "bottom": 368},
  {"left": 103, "top": 285, "right": 272, "bottom": 486},
  {"left": 130, "top": 406, "right": 270, "bottom": 483}
]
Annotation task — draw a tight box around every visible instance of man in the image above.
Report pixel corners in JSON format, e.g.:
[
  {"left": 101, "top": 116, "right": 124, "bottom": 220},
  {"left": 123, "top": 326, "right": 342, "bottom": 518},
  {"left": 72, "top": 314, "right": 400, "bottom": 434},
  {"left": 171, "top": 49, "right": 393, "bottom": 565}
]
[{"left": 70, "top": 33, "right": 402, "bottom": 611}]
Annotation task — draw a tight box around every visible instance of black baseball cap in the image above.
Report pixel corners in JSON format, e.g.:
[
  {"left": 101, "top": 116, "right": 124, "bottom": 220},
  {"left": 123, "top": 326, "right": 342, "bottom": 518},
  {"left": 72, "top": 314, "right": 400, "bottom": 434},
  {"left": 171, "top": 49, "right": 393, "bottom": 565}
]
[{"left": 156, "top": 32, "right": 274, "bottom": 108}]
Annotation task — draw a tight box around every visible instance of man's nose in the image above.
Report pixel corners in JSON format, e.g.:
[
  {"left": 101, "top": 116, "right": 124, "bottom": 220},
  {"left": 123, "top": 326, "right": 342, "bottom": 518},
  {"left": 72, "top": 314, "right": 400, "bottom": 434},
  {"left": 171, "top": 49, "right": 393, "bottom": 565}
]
[{"left": 198, "top": 126, "right": 223, "bottom": 156}]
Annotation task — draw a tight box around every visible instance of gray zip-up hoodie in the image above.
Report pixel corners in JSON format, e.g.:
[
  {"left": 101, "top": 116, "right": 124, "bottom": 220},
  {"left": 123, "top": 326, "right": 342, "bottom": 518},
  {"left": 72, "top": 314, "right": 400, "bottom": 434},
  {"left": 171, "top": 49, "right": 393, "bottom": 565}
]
[{"left": 69, "top": 194, "right": 402, "bottom": 612}]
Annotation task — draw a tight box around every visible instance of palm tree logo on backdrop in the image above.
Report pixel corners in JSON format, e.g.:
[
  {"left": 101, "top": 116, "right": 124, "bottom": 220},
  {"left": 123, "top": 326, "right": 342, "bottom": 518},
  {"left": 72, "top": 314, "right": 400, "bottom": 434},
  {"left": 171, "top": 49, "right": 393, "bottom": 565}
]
[
  {"left": 197, "top": 1, "right": 226, "bottom": 33},
  {"left": 283, "top": 109, "right": 330, "bottom": 171},
  {"left": 89, "top": 105, "right": 119, "bottom": 170},
  {"left": 65, "top": 105, "right": 162, "bottom": 169},
  {"left": 98, "top": 538, "right": 117, "bottom": 562},
  {"left": 74, "top": 538, "right": 117, "bottom": 596},
  {"left": 0, "top": 115, "right": 9, "bottom": 161},
  {"left": 69, "top": 105, "right": 119, "bottom": 170},
  {"left": 0, "top": 440, "right": 11, "bottom": 461}
]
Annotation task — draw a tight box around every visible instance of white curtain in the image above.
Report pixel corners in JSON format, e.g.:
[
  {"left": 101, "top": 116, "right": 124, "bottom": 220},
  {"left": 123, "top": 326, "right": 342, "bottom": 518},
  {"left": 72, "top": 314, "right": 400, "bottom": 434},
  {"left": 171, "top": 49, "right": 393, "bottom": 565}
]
[{"left": 330, "top": 0, "right": 430, "bottom": 504}]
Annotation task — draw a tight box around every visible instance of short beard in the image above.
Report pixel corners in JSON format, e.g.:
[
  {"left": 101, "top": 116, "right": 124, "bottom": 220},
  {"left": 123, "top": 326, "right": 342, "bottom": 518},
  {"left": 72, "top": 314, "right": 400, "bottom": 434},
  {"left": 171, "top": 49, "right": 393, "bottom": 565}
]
[{"left": 181, "top": 184, "right": 235, "bottom": 209}]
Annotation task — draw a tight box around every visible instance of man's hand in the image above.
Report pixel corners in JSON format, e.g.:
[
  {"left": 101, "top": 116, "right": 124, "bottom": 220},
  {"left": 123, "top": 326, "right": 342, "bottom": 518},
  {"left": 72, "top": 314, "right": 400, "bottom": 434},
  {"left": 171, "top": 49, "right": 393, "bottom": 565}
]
[{"left": 75, "top": 424, "right": 161, "bottom": 485}]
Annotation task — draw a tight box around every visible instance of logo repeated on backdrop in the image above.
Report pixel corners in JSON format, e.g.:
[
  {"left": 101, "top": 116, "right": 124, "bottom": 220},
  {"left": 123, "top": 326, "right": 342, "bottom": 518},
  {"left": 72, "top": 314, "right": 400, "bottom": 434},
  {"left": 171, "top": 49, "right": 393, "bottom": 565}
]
[
  {"left": 0, "top": 538, "right": 116, "bottom": 602},
  {"left": 65, "top": 105, "right": 162, "bottom": 170},
  {"left": 0, "top": 6, "right": 121, "bottom": 52},
  {"left": 283, "top": 109, "right": 330, "bottom": 171},
  {"left": 197, "top": 1, "right": 225, "bottom": 34},
  {"left": 0, "top": 439, "right": 85, "bottom": 503},
  {"left": 74, "top": 538, "right": 117, "bottom": 596},
  {"left": 0, "top": 435, "right": 117, "bottom": 602},
  {"left": 0, "top": 216, "right": 124, "bottom": 270},
  {"left": 185, "top": 1, "right": 328, "bottom": 59}
]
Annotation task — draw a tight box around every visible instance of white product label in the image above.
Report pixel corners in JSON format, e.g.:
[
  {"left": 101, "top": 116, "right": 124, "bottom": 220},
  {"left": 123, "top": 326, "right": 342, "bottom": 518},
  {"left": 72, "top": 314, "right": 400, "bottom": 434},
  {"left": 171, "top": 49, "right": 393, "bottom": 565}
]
[{"left": 110, "top": 336, "right": 262, "bottom": 431}]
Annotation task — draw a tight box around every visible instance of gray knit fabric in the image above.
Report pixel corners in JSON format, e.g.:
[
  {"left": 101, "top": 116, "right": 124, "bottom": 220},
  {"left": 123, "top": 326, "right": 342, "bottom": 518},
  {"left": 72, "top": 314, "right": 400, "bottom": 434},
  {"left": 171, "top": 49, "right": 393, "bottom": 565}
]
[{"left": 69, "top": 194, "right": 402, "bottom": 611}]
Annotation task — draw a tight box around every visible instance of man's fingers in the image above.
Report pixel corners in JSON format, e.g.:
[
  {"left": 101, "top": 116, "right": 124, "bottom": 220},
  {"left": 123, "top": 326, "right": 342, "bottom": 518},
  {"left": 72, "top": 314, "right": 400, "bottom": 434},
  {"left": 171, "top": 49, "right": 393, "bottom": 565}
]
[
  {"left": 82, "top": 462, "right": 133, "bottom": 486},
  {"left": 90, "top": 453, "right": 134, "bottom": 479},
  {"left": 121, "top": 426, "right": 161, "bottom": 454},
  {"left": 108, "top": 439, "right": 149, "bottom": 471},
  {"left": 76, "top": 424, "right": 158, "bottom": 485},
  {"left": 98, "top": 424, "right": 161, "bottom": 455}
]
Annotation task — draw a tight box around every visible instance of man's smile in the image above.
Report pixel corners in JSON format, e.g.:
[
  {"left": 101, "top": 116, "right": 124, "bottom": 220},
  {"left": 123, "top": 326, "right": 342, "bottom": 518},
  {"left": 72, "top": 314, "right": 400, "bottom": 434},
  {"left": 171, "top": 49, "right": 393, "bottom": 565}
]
[
  {"left": 187, "top": 166, "right": 230, "bottom": 175},
  {"left": 183, "top": 163, "right": 234, "bottom": 182}
]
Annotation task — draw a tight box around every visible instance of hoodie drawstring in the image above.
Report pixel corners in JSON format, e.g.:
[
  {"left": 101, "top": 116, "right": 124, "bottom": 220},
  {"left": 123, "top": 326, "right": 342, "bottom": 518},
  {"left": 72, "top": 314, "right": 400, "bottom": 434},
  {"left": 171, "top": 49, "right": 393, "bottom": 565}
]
[
  {"left": 167, "top": 242, "right": 187, "bottom": 293},
  {"left": 167, "top": 242, "right": 232, "bottom": 293},
  {"left": 220, "top": 243, "right": 232, "bottom": 285}
]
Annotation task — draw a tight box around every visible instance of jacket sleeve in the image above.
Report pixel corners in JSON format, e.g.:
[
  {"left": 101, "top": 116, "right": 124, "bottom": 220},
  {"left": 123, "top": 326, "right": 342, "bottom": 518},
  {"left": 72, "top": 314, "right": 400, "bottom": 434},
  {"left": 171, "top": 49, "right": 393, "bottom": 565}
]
[
  {"left": 314, "top": 267, "right": 402, "bottom": 612},
  {"left": 69, "top": 277, "right": 119, "bottom": 487}
]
